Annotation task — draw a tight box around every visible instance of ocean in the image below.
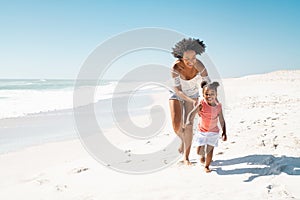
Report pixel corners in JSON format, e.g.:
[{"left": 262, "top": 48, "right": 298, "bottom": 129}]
[
  {"left": 0, "top": 79, "right": 170, "bottom": 153},
  {"left": 0, "top": 79, "right": 117, "bottom": 119}
]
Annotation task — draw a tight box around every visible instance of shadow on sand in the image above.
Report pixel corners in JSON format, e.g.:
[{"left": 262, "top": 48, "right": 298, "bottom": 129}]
[{"left": 212, "top": 154, "right": 300, "bottom": 182}]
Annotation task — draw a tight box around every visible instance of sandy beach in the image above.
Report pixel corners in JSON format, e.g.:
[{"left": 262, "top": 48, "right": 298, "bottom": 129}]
[{"left": 0, "top": 70, "right": 299, "bottom": 200}]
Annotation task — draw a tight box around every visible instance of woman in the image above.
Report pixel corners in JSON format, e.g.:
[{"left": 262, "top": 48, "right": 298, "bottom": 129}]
[{"left": 169, "top": 38, "right": 211, "bottom": 165}]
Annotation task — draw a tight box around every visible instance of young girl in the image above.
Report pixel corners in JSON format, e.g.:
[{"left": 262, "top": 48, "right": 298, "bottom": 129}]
[{"left": 194, "top": 81, "right": 227, "bottom": 173}]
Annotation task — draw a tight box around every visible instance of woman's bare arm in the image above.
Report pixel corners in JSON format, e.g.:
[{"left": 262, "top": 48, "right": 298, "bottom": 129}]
[{"left": 194, "top": 59, "right": 208, "bottom": 77}]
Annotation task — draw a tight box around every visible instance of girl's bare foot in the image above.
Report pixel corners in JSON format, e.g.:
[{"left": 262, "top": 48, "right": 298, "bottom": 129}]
[
  {"left": 200, "top": 156, "right": 205, "bottom": 164},
  {"left": 204, "top": 166, "right": 211, "bottom": 173}
]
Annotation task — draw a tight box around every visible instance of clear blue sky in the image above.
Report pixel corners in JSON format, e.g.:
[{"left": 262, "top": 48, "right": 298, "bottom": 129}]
[{"left": 0, "top": 0, "right": 299, "bottom": 79}]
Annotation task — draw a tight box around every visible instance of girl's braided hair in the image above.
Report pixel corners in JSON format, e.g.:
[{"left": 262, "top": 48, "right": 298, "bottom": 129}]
[{"left": 201, "top": 81, "right": 220, "bottom": 92}]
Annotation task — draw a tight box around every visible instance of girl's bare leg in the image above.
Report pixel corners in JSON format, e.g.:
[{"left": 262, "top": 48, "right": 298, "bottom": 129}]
[
  {"left": 204, "top": 145, "right": 214, "bottom": 173},
  {"left": 197, "top": 146, "right": 205, "bottom": 164}
]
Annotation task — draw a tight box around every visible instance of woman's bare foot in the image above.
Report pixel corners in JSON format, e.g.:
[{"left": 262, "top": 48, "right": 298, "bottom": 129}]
[
  {"left": 200, "top": 156, "right": 205, "bottom": 164},
  {"left": 204, "top": 166, "right": 211, "bottom": 173},
  {"left": 183, "top": 159, "right": 192, "bottom": 166},
  {"left": 178, "top": 142, "right": 184, "bottom": 154}
]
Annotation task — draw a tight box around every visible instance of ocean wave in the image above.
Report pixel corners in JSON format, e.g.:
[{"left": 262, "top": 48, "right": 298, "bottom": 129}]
[
  {"left": 0, "top": 79, "right": 172, "bottom": 119},
  {"left": 0, "top": 80, "right": 118, "bottom": 119}
]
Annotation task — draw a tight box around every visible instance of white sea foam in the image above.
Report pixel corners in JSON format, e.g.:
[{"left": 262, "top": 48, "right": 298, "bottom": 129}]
[
  {"left": 0, "top": 80, "right": 168, "bottom": 119},
  {"left": 0, "top": 80, "right": 118, "bottom": 119}
]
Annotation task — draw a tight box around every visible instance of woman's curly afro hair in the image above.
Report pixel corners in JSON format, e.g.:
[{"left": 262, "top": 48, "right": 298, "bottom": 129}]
[{"left": 172, "top": 38, "right": 206, "bottom": 58}]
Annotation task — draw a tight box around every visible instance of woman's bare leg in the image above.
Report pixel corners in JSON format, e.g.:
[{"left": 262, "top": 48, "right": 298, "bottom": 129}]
[
  {"left": 182, "top": 99, "right": 198, "bottom": 165},
  {"left": 183, "top": 124, "right": 193, "bottom": 164},
  {"left": 169, "top": 99, "right": 184, "bottom": 153}
]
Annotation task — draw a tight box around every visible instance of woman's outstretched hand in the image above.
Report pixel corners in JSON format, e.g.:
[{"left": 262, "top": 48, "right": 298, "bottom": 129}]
[{"left": 193, "top": 99, "right": 200, "bottom": 108}]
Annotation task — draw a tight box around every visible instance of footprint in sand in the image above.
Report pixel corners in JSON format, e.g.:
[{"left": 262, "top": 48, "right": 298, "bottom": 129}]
[
  {"left": 266, "top": 184, "right": 295, "bottom": 199},
  {"left": 260, "top": 140, "right": 266, "bottom": 147},
  {"left": 35, "top": 179, "right": 50, "bottom": 185},
  {"left": 272, "top": 136, "right": 279, "bottom": 149},
  {"left": 266, "top": 184, "right": 273, "bottom": 193},
  {"left": 55, "top": 184, "right": 68, "bottom": 192},
  {"left": 21, "top": 173, "right": 46, "bottom": 183},
  {"left": 124, "top": 149, "right": 132, "bottom": 157},
  {"left": 70, "top": 167, "right": 89, "bottom": 174}
]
